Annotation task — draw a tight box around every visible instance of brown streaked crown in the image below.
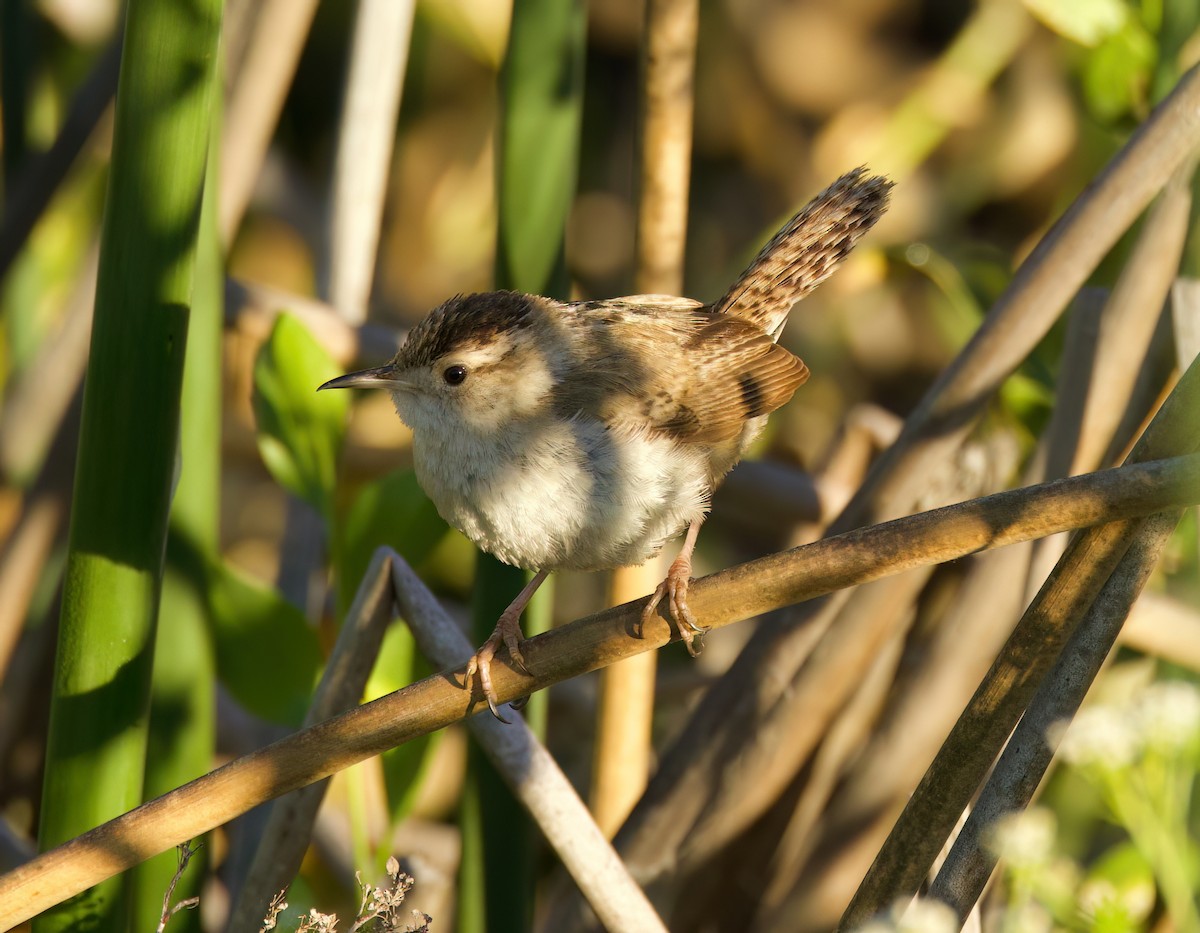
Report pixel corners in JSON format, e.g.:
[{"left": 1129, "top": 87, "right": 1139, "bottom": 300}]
[{"left": 397, "top": 291, "right": 539, "bottom": 369}]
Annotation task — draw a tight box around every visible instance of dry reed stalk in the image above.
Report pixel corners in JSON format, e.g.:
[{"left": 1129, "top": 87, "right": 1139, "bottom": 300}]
[
  {"left": 324, "top": 0, "right": 416, "bottom": 321},
  {"left": 0, "top": 451, "right": 1196, "bottom": 928},
  {"left": 228, "top": 550, "right": 396, "bottom": 929},
  {"left": 926, "top": 509, "right": 1182, "bottom": 921},
  {"left": 219, "top": 0, "right": 320, "bottom": 242},
  {"left": 391, "top": 556, "right": 668, "bottom": 933},
  {"left": 595, "top": 0, "right": 700, "bottom": 840},
  {"left": 575, "top": 69, "right": 1200, "bottom": 930},
  {"left": 839, "top": 356, "right": 1200, "bottom": 927}
]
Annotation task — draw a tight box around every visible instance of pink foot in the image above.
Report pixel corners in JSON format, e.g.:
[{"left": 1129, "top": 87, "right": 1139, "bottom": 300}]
[
  {"left": 642, "top": 553, "right": 706, "bottom": 657},
  {"left": 465, "top": 609, "right": 530, "bottom": 721}
]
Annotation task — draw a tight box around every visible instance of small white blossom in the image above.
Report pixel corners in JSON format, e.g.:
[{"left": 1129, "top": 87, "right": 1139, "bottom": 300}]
[
  {"left": 297, "top": 909, "right": 339, "bottom": 933},
  {"left": 1077, "top": 873, "right": 1156, "bottom": 923},
  {"left": 1004, "top": 902, "right": 1052, "bottom": 933},
  {"left": 1052, "top": 705, "right": 1140, "bottom": 770},
  {"left": 848, "top": 898, "right": 957, "bottom": 933},
  {"left": 987, "top": 807, "right": 1057, "bottom": 868},
  {"left": 1132, "top": 680, "right": 1200, "bottom": 754},
  {"left": 1078, "top": 878, "right": 1119, "bottom": 917},
  {"left": 897, "top": 897, "right": 958, "bottom": 933},
  {"left": 1041, "top": 856, "right": 1083, "bottom": 902},
  {"left": 849, "top": 923, "right": 892, "bottom": 933},
  {"left": 1121, "top": 879, "right": 1157, "bottom": 920}
]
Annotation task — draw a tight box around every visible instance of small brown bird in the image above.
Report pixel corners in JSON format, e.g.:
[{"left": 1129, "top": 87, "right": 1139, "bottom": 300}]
[{"left": 322, "top": 168, "right": 891, "bottom": 716}]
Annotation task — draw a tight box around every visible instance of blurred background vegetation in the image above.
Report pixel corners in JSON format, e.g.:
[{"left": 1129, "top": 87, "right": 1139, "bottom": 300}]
[{"left": 1, "top": 0, "right": 1198, "bottom": 930}]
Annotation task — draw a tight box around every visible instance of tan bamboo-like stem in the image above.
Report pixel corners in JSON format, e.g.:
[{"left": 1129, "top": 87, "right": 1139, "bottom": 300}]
[
  {"left": 593, "top": 559, "right": 662, "bottom": 837},
  {"left": 325, "top": 0, "right": 416, "bottom": 322},
  {"left": 633, "top": 0, "right": 697, "bottom": 297},
  {"left": 218, "top": 0, "right": 320, "bottom": 242},
  {"left": 0, "top": 452, "right": 1198, "bottom": 927},
  {"left": 594, "top": 0, "right": 699, "bottom": 837}
]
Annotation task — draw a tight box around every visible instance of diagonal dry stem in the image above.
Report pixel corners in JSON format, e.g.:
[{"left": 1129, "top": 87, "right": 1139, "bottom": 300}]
[
  {"left": 1067, "top": 162, "right": 1194, "bottom": 475},
  {"left": 391, "top": 556, "right": 669, "bottom": 933},
  {"left": 0, "top": 450, "right": 1197, "bottom": 927},
  {"left": 218, "top": 0, "right": 320, "bottom": 242},
  {"left": 927, "top": 508, "right": 1181, "bottom": 922},
  {"left": 228, "top": 549, "right": 397, "bottom": 930},
  {"left": 838, "top": 355, "right": 1200, "bottom": 928},
  {"left": 583, "top": 67, "right": 1200, "bottom": 926}
]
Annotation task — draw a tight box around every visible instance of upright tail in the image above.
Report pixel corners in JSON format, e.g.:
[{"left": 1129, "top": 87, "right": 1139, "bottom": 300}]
[{"left": 712, "top": 167, "right": 892, "bottom": 339}]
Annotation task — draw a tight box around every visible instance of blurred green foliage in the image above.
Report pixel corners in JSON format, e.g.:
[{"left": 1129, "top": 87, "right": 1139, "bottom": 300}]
[
  {"left": 253, "top": 313, "right": 349, "bottom": 523},
  {"left": 208, "top": 558, "right": 323, "bottom": 727},
  {"left": 2, "top": 0, "right": 1199, "bottom": 928}
]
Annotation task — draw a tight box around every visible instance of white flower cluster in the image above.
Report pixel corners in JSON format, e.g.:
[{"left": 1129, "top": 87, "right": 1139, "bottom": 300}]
[
  {"left": 1078, "top": 876, "right": 1156, "bottom": 925},
  {"left": 986, "top": 807, "right": 1057, "bottom": 868},
  {"left": 850, "top": 896, "right": 958, "bottom": 933},
  {"left": 1133, "top": 680, "right": 1200, "bottom": 752},
  {"left": 1052, "top": 679, "right": 1200, "bottom": 769}
]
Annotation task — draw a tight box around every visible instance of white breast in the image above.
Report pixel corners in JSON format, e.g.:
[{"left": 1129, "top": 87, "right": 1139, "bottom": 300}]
[{"left": 412, "top": 415, "right": 710, "bottom": 571}]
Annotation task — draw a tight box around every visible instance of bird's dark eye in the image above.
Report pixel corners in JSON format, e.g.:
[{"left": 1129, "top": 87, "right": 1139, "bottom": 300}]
[{"left": 443, "top": 364, "right": 468, "bottom": 386}]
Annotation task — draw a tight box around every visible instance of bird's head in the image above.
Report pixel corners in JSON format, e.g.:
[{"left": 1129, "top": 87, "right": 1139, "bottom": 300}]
[{"left": 319, "top": 291, "right": 558, "bottom": 436}]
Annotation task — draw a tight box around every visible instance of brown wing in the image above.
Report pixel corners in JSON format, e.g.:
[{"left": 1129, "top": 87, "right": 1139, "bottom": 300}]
[
  {"left": 552, "top": 302, "right": 807, "bottom": 446},
  {"left": 655, "top": 317, "right": 809, "bottom": 445}
]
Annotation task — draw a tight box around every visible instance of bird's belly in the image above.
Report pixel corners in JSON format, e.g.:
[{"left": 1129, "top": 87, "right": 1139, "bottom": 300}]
[{"left": 414, "top": 420, "right": 710, "bottom": 572}]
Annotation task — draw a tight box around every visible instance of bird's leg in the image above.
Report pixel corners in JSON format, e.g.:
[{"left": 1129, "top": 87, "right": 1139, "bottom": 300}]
[
  {"left": 643, "top": 519, "right": 706, "bottom": 656},
  {"left": 466, "top": 569, "right": 550, "bottom": 720}
]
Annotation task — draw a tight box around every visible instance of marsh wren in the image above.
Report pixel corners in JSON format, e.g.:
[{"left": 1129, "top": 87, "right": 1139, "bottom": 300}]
[{"left": 322, "top": 168, "right": 891, "bottom": 717}]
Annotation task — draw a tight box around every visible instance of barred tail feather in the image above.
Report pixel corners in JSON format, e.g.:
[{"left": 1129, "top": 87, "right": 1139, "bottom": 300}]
[{"left": 713, "top": 167, "right": 892, "bottom": 338}]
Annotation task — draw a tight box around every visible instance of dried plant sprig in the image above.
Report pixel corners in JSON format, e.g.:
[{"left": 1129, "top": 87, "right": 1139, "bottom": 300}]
[
  {"left": 156, "top": 842, "right": 201, "bottom": 933},
  {"left": 257, "top": 859, "right": 430, "bottom": 933},
  {"left": 260, "top": 891, "right": 288, "bottom": 931},
  {"left": 346, "top": 857, "right": 428, "bottom": 933}
]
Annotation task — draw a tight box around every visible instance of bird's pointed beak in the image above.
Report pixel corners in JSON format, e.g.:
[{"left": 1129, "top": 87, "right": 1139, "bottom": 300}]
[{"left": 318, "top": 363, "right": 401, "bottom": 391}]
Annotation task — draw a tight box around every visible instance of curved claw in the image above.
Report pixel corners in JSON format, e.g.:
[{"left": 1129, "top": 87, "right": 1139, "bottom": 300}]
[
  {"left": 465, "top": 634, "right": 503, "bottom": 721},
  {"left": 500, "top": 622, "right": 530, "bottom": 676},
  {"left": 465, "top": 610, "right": 529, "bottom": 722},
  {"left": 487, "top": 696, "right": 511, "bottom": 723},
  {"left": 643, "top": 556, "right": 708, "bottom": 656}
]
